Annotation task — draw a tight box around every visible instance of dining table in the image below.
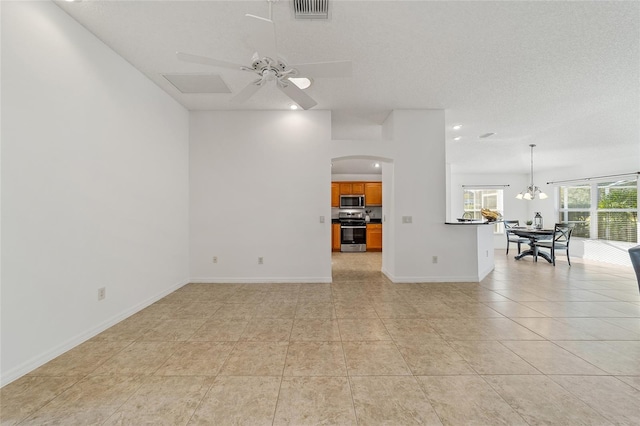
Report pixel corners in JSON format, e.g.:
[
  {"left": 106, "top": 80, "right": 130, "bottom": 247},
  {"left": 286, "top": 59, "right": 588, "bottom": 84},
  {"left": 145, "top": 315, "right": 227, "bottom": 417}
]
[{"left": 509, "top": 227, "right": 555, "bottom": 263}]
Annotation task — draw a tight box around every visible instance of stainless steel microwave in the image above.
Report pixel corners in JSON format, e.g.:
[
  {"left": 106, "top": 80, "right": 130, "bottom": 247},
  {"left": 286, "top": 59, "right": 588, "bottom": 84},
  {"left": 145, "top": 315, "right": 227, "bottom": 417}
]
[{"left": 340, "top": 194, "right": 365, "bottom": 209}]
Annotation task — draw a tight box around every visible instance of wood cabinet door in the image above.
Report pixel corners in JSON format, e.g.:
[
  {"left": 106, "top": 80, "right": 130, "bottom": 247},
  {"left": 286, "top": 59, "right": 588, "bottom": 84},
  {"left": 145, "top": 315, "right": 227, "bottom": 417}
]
[
  {"left": 351, "top": 182, "right": 365, "bottom": 194},
  {"left": 366, "top": 223, "right": 382, "bottom": 251},
  {"left": 332, "top": 223, "right": 341, "bottom": 251},
  {"left": 331, "top": 183, "right": 340, "bottom": 207},
  {"left": 365, "top": 182, "right": 382, "bottom": 205},
  {"left": 339, "top": 183, "right": 352, "bottom": 195}
]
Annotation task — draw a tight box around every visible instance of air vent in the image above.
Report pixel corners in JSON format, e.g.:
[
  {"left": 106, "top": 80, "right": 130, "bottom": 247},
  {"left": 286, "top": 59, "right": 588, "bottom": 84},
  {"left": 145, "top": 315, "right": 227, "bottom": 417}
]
[{"left": 293, "top": 0, "right": 329, "bottom": 19}]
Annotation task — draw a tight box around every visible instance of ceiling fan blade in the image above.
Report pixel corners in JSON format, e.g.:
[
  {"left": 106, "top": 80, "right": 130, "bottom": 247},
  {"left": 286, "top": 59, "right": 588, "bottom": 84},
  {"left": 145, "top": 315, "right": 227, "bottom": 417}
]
[
  {"left": 279, "top": 80, "right": 318, "bottom": 110},
  {"left": 289, "top": 61, "right": 352, "bottom": 78},
  {"left": 230, "top": 80, "right": 263, "bottom": 105},
  {"left": 176, "top": 52, "right": 244, "bottom": 71},
  {"left": 245, "top": 14, "right": 279, "bottom": 61}
]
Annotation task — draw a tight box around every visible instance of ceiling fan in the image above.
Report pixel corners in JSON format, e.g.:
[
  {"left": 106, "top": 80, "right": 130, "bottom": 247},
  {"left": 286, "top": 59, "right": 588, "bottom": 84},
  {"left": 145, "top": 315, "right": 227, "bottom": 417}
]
[{"left": 176, "top": 6, "right": 351, "bottom": 110}]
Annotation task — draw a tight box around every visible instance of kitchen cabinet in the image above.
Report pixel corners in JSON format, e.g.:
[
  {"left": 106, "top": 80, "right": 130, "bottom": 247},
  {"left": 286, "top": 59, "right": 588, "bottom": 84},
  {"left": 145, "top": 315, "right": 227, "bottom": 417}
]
[
  {"left": 351, "top": 182, "right": 365, "bottom": 194},
  {"left": 332, "top": 223, "right": 341, "bottom": 251},
  {"left": 331, "top": 183, "right": 340, "bottom": 207},
  {"left": 338, "top": 182, "right": 365, "bottom": 195},
  {"left": 365, "top": 182, "right": 382, "bottom": 206},
  {"left": 366, "top": 223, "right": 382, "bottom": 251},
  {"left": 339, "top": 183, "right": 352, "bottom": 195}
]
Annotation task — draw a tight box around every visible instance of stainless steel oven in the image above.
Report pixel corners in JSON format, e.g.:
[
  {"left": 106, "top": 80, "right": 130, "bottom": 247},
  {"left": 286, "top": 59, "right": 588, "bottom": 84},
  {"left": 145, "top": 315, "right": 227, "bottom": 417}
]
[{"left": 339, "top": 211, "right": 366, "bottom": 252}]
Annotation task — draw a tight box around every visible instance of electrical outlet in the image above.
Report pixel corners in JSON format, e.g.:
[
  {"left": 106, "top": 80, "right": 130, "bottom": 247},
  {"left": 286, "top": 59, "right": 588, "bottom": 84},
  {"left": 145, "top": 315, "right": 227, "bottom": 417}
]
[
  {"left": 432, "top": 256, "right": 438, "bottom": 264},
  {"left": 212, "top": 256, "right": 218, "bottom": 263},
  {"left": 486, "top": 250, "right": 489, "bottom": 257},
  {"left": 98, "top": 287, "right": 106, "bottom": 301},
  {"left": 319, "top": 216, "right": 325, "bottom": 223},
  {"left": 258, "top": 257, "right": 264, "bottom": 265},
  {"left": 402, "top": 216, "right": 412, "bottom": 224}
]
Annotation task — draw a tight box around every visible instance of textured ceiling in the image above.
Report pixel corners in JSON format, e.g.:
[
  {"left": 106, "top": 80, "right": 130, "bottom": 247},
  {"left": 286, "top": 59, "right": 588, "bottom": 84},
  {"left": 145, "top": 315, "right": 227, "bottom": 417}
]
[{"left": 55, "top": 0, "right": 639, "bottom": 175}]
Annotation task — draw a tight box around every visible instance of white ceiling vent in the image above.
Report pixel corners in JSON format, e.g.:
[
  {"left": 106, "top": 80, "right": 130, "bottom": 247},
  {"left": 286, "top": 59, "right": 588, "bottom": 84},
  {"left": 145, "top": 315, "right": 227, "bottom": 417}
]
[{"left": 293, "top": 0, "right": 329, "bottom": 19}]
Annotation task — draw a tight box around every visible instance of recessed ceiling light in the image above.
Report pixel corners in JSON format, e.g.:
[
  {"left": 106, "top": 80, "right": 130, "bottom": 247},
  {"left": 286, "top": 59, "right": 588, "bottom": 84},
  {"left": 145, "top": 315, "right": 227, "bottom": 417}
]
[
  {"left": 290, "top": 104, "right": 299, "bottom": 110},
  {"left": 374, "top": 163, "right": 380, "bottom": 168},
  {"left": 453, "top": 136, "right": 462, "bottom": 141},
  {"left": 289, "top": 77, "right": 312, "bottom": 90},
  {"left": 452, "top": 124, "right": 462, "bottom": 130}
]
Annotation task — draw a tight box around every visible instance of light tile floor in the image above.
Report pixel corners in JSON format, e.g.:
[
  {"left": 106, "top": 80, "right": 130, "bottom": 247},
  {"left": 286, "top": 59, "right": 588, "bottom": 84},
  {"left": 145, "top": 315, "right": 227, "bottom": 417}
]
[{"left": 2, "top": 251, "right": 640, "bottom": 425}]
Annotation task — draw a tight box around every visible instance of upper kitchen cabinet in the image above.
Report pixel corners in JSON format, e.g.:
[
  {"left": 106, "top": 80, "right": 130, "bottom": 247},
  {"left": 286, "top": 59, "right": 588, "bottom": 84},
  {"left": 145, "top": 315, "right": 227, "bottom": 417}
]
[
  {"left": 339, "top": 182, "right": 365, "bottom": 195},
  {"left": 351, "top": 182, "right": 365, "bottom": 194},
  {"left": 333, "top": 182, "right": 382, "bottom": 204},
  {"left": 331, "top": 183, "right": 340, "bottom": 207},
  {"left": 365, "top": 183, "right": 382, "bottom": 206}
]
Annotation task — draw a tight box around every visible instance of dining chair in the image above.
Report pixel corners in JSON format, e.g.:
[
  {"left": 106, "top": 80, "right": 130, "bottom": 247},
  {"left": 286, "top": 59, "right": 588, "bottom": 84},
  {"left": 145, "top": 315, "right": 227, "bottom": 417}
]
[
  {"left": 534, "top": 223, "right": 575, "bottom": 266},
  {"left": 629, "top": 245, "right": 640, "bottom": 294},
  {"left": 504, "top": 220, "right": 529, "bottom": 255}
]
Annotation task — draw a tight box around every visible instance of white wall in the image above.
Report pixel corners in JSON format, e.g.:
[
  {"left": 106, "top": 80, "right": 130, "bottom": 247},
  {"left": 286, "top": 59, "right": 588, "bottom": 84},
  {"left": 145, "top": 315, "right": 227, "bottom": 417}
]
[
  {"left": 189, "top": 111, "right": 333, "bottom": 282},
  {"left": 331, "top": 111, "right": 383, "bottom": 141},
  {"left": 385, "top": 111, "right": 489, "bottom": 281},
  {"left": 190, "top": 110, "right": 490, "bottom": 282},
  {"left": 331, "top": 174, "right": 382, "bottom": 182},
  {"left": 1, "top": 1, "right": 190, "bottom": 385}
]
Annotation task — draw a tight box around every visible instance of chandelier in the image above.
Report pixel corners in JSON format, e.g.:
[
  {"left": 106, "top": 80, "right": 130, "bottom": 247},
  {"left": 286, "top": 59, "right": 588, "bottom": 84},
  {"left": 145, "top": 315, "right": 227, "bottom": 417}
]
[{"left": 516, "top": 144, "right": 548, "bottom": 200}]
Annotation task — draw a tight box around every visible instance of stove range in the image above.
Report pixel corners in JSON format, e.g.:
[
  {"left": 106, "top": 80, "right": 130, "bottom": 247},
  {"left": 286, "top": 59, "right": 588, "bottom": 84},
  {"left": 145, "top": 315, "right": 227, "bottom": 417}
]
[{"left": 339, "top": 211, "right": 366, "bottom": 252}]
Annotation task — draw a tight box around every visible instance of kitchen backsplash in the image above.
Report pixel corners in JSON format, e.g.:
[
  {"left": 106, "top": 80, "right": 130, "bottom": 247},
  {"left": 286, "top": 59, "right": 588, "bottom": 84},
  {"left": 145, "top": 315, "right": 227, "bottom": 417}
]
[{"left": 332, "top": 206, "right": 382, "bottom": 220}]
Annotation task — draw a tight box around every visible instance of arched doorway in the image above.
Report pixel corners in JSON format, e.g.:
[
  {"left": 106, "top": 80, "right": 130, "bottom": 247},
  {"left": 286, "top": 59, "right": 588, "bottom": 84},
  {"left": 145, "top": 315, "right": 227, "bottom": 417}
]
[{"left": 330, "top": 156, "right": 394, "bottom": 279}]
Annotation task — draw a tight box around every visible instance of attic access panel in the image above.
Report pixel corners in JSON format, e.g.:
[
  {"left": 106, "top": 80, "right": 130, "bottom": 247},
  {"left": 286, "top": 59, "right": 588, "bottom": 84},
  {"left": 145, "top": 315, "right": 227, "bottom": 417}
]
[{"left": 163, "top": 74, "right": 231, "bottom": 94}]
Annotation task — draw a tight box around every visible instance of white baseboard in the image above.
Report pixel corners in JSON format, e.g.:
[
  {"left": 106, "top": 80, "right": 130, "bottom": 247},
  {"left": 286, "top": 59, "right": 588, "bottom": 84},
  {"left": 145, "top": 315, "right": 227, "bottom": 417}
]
[
  {"left": 189, "top": 277, "right": 332, "bottom": 284},
  {"left": 478, "top": 264, "right": 495, "bottom": 281},
  {"left": 1, "top": 279, "right": 189, "bottom": 388},
  {"left": 382, "top": 269, "right": 481, "bottom": 283}
]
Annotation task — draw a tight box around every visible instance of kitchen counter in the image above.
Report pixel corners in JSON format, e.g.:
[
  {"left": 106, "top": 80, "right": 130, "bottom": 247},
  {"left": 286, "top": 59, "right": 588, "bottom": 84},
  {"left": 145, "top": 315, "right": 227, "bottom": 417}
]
[{"left": 444, "top": 221, "right": 496, "bottom": 225}]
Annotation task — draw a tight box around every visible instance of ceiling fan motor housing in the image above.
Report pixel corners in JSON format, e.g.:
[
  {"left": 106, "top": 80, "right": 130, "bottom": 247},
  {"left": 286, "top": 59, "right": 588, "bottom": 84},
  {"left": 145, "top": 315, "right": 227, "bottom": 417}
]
[{"left": 251, "top": 58, "right": 295, "bottom": 80}]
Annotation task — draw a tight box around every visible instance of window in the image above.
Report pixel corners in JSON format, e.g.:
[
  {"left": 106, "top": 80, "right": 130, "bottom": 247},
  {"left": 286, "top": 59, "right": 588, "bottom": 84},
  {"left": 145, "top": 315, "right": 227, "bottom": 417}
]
[
  {"left": 558, "top": 185, "right": 591, "bottom": 238},
  {"left": 463, "top": 188, "right": 504, "bottom": 232},
  {"left": 558, "top": 178, "right": 638, "bottom": 243},
  {"left": 597, "top": 179, "right": 637, "bottom": 242}
]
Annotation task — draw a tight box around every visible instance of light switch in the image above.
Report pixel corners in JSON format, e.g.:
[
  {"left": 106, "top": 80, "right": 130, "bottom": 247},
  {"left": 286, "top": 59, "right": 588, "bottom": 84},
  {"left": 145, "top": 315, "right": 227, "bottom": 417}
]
[
  {"left": 320, "top": 216, "right": 325, "bottom": 223},
  {"left": 402, "top": 216, "right": 413, "bottom": 224}
]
